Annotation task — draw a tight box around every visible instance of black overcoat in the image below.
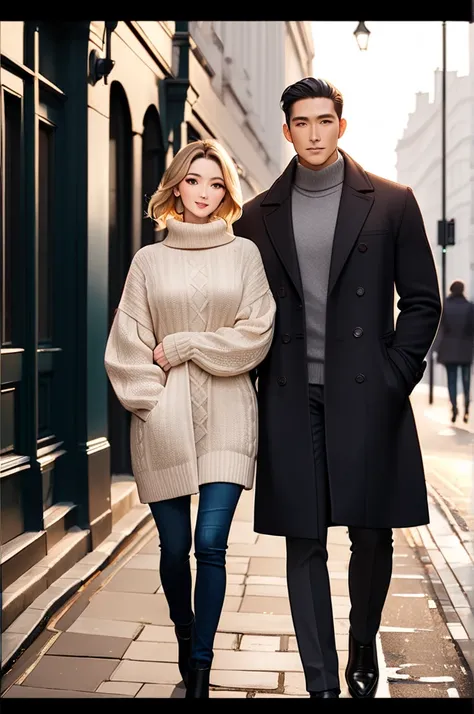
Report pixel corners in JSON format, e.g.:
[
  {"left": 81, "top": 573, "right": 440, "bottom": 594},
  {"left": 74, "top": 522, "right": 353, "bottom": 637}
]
[
  {"left": 434, "top": 295, "right": 474, "bottom": 365},
  {"left": 233, "top": 150, "right": 442, "bottom": 537}
]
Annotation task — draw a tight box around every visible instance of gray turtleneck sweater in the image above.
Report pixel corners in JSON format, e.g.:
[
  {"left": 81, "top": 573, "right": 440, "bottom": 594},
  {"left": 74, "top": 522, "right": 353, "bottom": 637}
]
[{"left": 291, "top": 152, "right": 344, "bottom": 384}]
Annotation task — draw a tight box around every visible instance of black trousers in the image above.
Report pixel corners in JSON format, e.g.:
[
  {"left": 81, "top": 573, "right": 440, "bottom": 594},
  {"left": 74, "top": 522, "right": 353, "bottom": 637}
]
[{"left": 286, "top": 384, "right": 394, "bottom": 694}]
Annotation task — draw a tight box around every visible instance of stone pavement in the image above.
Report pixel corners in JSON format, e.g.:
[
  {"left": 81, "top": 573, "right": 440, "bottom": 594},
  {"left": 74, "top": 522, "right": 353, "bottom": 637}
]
[{"left": 2, "top": 478, "right": 472, "bottom": 699}]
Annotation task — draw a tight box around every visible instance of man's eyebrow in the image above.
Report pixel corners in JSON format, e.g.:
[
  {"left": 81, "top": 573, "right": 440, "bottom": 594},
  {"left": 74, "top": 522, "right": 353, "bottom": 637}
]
[
  {"left": 291, "top": 113, "right": 336, "bottom": 122},
  {"left": 187, "top": 172, "right": 225, "bottom": 181}
]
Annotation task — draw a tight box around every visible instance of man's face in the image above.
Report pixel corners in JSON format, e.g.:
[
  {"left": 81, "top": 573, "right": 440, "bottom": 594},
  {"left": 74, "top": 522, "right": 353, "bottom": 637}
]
[{"left": 283, "top": 97, "right": 347, "bottom": 170}]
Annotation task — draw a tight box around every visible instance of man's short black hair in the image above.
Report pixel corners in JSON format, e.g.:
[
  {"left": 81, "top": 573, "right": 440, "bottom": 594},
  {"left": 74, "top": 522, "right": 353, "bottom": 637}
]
[{"left": 280, "top": 77, "right": 343, "bottom": 125}]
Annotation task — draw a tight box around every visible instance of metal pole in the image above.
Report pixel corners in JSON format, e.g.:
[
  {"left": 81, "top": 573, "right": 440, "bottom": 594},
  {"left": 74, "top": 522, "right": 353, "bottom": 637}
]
[{"left": 429, "top": 21, "right": 447, "bottom": 405}]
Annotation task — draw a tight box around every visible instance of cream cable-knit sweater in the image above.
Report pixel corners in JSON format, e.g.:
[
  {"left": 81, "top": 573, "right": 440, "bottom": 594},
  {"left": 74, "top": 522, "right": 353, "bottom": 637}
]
[{"left": 104, "top": 216, "right": 276, "bottom": 503}]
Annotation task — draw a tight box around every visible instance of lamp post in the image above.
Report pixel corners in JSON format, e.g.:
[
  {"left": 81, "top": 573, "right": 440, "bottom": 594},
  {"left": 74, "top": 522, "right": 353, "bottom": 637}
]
[
  {"left": 441, "top": 20, "right": 447, "bottom": 302},
  {"left": 429, "top": 21, "right": 448, "bottom": 405},
  {"left": 354, "top": 21, "right": 370, "bottom": 51}
]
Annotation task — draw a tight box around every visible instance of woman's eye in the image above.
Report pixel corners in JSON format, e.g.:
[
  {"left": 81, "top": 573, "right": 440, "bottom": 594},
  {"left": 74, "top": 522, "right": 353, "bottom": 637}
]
[
  {"left": 213, "top": 184, "right": 225, "bottom": 190},
  {"left": 185, "top": 178, "right": 197, "bottom": 185}
]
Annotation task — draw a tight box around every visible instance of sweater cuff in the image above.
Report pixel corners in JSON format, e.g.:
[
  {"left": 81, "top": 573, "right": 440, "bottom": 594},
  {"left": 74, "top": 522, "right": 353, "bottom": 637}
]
[{"left": 162, "top": 332, "right": 193, "bottom": 366}]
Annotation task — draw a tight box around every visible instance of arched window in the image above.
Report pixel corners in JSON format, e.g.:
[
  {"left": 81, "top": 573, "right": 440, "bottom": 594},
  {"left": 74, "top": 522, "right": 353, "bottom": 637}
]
[{"left": 141, "top": 106, "right": 165, "bottom": 246}]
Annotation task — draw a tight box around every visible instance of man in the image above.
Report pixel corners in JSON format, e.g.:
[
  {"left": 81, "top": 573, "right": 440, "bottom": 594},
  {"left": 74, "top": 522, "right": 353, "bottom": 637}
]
[
  {"left": 233, "top": 77, "right": 441, "bottom": 699},
  {"left": 434, "top": 279, "right": 474, "bottom": 423}
]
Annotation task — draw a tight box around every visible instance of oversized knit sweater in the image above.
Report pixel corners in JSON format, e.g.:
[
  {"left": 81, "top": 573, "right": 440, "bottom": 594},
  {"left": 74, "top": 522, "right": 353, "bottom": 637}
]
[{"left": 104, "top": 216, "right": 276, "bottom": 503}]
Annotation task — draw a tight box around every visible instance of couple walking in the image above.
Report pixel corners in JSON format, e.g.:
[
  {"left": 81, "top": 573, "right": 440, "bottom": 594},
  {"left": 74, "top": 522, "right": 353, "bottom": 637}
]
[{"left": 104, "top": 77, "right": 442, "bottom": 698}]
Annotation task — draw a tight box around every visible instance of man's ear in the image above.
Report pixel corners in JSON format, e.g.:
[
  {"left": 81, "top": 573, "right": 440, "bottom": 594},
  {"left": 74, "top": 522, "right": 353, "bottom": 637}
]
[
  {"left": 283, "top": 123, "right": 293, "bottom": 144},
  {"left": 338, "top": 118, "right": 347, "bottom": 139}
]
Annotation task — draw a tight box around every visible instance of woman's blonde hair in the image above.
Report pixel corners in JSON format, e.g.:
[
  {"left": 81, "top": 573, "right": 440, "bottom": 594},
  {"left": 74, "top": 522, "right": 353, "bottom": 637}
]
[{"left": 147, "top": 139, "right": 243, "bottom": 230}]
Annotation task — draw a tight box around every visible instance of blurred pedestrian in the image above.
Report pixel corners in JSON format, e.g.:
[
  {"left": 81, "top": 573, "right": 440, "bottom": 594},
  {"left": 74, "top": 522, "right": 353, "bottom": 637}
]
[
  {"left": 105, "top": 139, "right": 275, "bottom": 698},
  {"left": 434, "top": 280, "right": 474, "bottom": 423},
  {"left": 234, "top": 77, "right": 441, "bottom": 699}
]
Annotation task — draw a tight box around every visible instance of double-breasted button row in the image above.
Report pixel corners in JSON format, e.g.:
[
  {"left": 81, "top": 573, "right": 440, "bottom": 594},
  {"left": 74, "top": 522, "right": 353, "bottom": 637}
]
[{"left": 353, "top": 326, "right": 364, "bottom": 338}]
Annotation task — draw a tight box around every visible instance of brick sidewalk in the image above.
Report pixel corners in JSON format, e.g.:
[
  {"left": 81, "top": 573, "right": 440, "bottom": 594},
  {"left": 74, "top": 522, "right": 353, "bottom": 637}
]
[
  {"left": 1, "top": 488, "right": 391, "bottom": 698},
  {"left": 2, "top": 483, "right": 469, "bottom": 698}
]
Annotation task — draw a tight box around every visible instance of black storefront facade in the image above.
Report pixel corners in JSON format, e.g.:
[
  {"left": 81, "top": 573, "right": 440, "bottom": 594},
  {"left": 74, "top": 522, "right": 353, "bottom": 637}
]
[{"left": 0, "top": 20, "right": 211, "bottom": 670}]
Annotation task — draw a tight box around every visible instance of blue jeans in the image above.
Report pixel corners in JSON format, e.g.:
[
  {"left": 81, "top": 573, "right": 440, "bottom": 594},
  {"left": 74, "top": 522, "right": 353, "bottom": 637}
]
[
  {"left": 446, "top": 364, "right": 471, "bottom": 411},
  {"left": 149, "top": 482, "right": 243, "bottom": 666}
]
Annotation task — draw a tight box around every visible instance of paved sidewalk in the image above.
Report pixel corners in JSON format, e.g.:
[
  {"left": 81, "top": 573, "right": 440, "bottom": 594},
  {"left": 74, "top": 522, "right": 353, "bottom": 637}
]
[
  {"left": 409, "top": 383, "right": 474, "bottom": 682},
  {"left": 1, "top": 481, "right": 471, "bottom": 699}
]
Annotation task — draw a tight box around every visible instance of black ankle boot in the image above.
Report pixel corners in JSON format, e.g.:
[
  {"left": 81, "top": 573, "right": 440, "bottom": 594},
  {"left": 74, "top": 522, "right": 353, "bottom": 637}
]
[
  {"left": 345, "top": 630, "right": 379, "bottom": 698},
  {"left": 452, "top": 405, "right": 458, "bottom": 423},
  {"left": 175, "top": 622, "right": 193, "bottom": 686},
  {"left": 185, "top": 662, "right": 210, "bottom": 698}
]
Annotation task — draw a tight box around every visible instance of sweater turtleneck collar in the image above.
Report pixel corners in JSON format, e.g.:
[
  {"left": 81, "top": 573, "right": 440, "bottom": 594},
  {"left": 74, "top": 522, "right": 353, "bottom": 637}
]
[
  {"left": 163, "top": 216, "right": 235, "bottom": 250},
  {"left": 294, "top": 150, "right": 344, "bottom": 192}
]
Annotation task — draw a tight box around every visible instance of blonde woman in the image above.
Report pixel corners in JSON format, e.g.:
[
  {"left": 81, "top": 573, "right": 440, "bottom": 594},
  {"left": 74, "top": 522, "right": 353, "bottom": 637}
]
[{"left": 104, "top": 139, "right": 276, "bottom": 698}]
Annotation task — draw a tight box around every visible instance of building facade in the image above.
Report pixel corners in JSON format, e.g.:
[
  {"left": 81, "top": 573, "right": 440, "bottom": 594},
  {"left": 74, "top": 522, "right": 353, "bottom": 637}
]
[
  {"left": 0, "top": 20, "right": 313, "bottom": 669},
  {"left": 395, "top": 68, "right": 472, "bottom": 388},
  {"left": 396, "top": 69, "right": 471, "bottom": 299}
]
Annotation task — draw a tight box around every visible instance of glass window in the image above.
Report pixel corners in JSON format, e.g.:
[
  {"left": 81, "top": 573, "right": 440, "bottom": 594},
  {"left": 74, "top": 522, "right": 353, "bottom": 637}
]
[
  {"left": 3, "top": 93, "right": 21, "bottom": 346},
  {"left": 38, "top": 122, "right": 54, "bottom": 343}
]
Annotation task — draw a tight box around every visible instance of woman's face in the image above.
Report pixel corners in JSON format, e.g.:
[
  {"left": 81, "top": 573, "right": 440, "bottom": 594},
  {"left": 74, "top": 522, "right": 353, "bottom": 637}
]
[{"left": 175, "top": 157, "right": 226, "bottom": 224}]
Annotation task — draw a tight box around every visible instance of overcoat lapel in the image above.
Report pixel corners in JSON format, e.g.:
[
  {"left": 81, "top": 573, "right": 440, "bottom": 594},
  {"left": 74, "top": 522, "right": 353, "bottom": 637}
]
[{"left": 262, "top": 157, "right": 303, "bottom": 301}]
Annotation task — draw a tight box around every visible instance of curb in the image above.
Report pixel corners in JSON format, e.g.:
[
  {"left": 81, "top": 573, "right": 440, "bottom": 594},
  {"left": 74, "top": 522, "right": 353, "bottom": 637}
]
[{"left": 407, "top": 493, "right": 474, "bottom": 687}]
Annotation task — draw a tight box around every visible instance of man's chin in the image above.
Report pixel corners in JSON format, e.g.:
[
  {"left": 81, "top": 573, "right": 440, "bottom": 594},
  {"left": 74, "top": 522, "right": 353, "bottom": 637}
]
[{"left": 301, "top": 153, "right": 329, "bottom": 169}]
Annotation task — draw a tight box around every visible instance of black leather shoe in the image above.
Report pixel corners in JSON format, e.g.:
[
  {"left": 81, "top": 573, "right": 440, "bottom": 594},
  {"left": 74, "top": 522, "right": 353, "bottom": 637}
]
[
  {"left": 345, "top": 630, "right": 379, "bottom": 698},
  {"left": 310, "top": 689, "right": 340, "bottom": 698},
  {"left": 185, "top": 662, "right": 210, "bottom": 698}
]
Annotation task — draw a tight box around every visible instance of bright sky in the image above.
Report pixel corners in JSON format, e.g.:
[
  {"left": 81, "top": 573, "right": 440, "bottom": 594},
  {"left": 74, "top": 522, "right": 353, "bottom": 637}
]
[{"left": 311, "top": 21, "right": 470, "bottom": 181}]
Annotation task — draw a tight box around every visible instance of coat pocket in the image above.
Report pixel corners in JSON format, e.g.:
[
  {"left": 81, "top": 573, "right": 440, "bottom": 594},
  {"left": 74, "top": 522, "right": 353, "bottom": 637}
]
[{"left": 379, "top": 332, "right": 408, "bottom": 396}]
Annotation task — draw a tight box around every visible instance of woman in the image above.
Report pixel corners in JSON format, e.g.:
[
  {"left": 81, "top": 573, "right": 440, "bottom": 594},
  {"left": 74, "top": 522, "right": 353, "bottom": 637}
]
[
  {"left": 104, "top": 139, "right": 276, "bottom": 698},
  {"left": 434, "top": 279, "right": 474, "bottom": 423}
]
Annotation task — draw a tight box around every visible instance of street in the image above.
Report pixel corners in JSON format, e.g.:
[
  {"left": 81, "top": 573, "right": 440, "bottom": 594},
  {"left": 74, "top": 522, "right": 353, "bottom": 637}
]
[{"left": 1, "top": 384, "right": 473, "bottom": 699}]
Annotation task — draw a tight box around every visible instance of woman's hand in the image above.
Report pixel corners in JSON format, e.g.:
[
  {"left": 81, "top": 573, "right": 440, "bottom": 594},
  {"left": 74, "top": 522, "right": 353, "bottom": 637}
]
[{"left": 153, "top": 343, "right": 171, "bottom": 372}]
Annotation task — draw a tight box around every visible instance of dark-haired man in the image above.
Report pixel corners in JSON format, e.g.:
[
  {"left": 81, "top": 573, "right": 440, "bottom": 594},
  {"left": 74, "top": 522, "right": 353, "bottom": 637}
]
[{"left": 233, "top": 77, "right": 441, "bottom": 698}]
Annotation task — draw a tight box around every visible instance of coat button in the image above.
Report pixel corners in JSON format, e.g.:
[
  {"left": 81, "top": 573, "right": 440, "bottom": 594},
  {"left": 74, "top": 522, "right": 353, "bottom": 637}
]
[
  {"left": 356, "top": 286, "right": 365, "bottom": 297},
  {"left": 281, "top": 333, "right": 291, "bottom": 344},
  {"left": 297, "top": 303, "right": 303, "bottom": 310},
  {"left": 355, "top": 373, "right": 366, "bottom": 383},
  {"left": 353, "top": 327, "right": 364, "bottom": 338},
  {"left": 277, "top": 376, "right": 287, "bottom": 386},
  {"left": 358, "top": 243, "right": 368, "bottom": 253},
  {"left": 278, "top": 286, "right": 286, "bottom": 298}
]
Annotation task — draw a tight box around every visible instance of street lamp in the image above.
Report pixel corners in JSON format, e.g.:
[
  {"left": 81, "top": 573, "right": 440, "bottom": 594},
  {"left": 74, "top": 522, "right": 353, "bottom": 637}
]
[{"left": 354, "top": 21, "right": 370, "bottom": 51}]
